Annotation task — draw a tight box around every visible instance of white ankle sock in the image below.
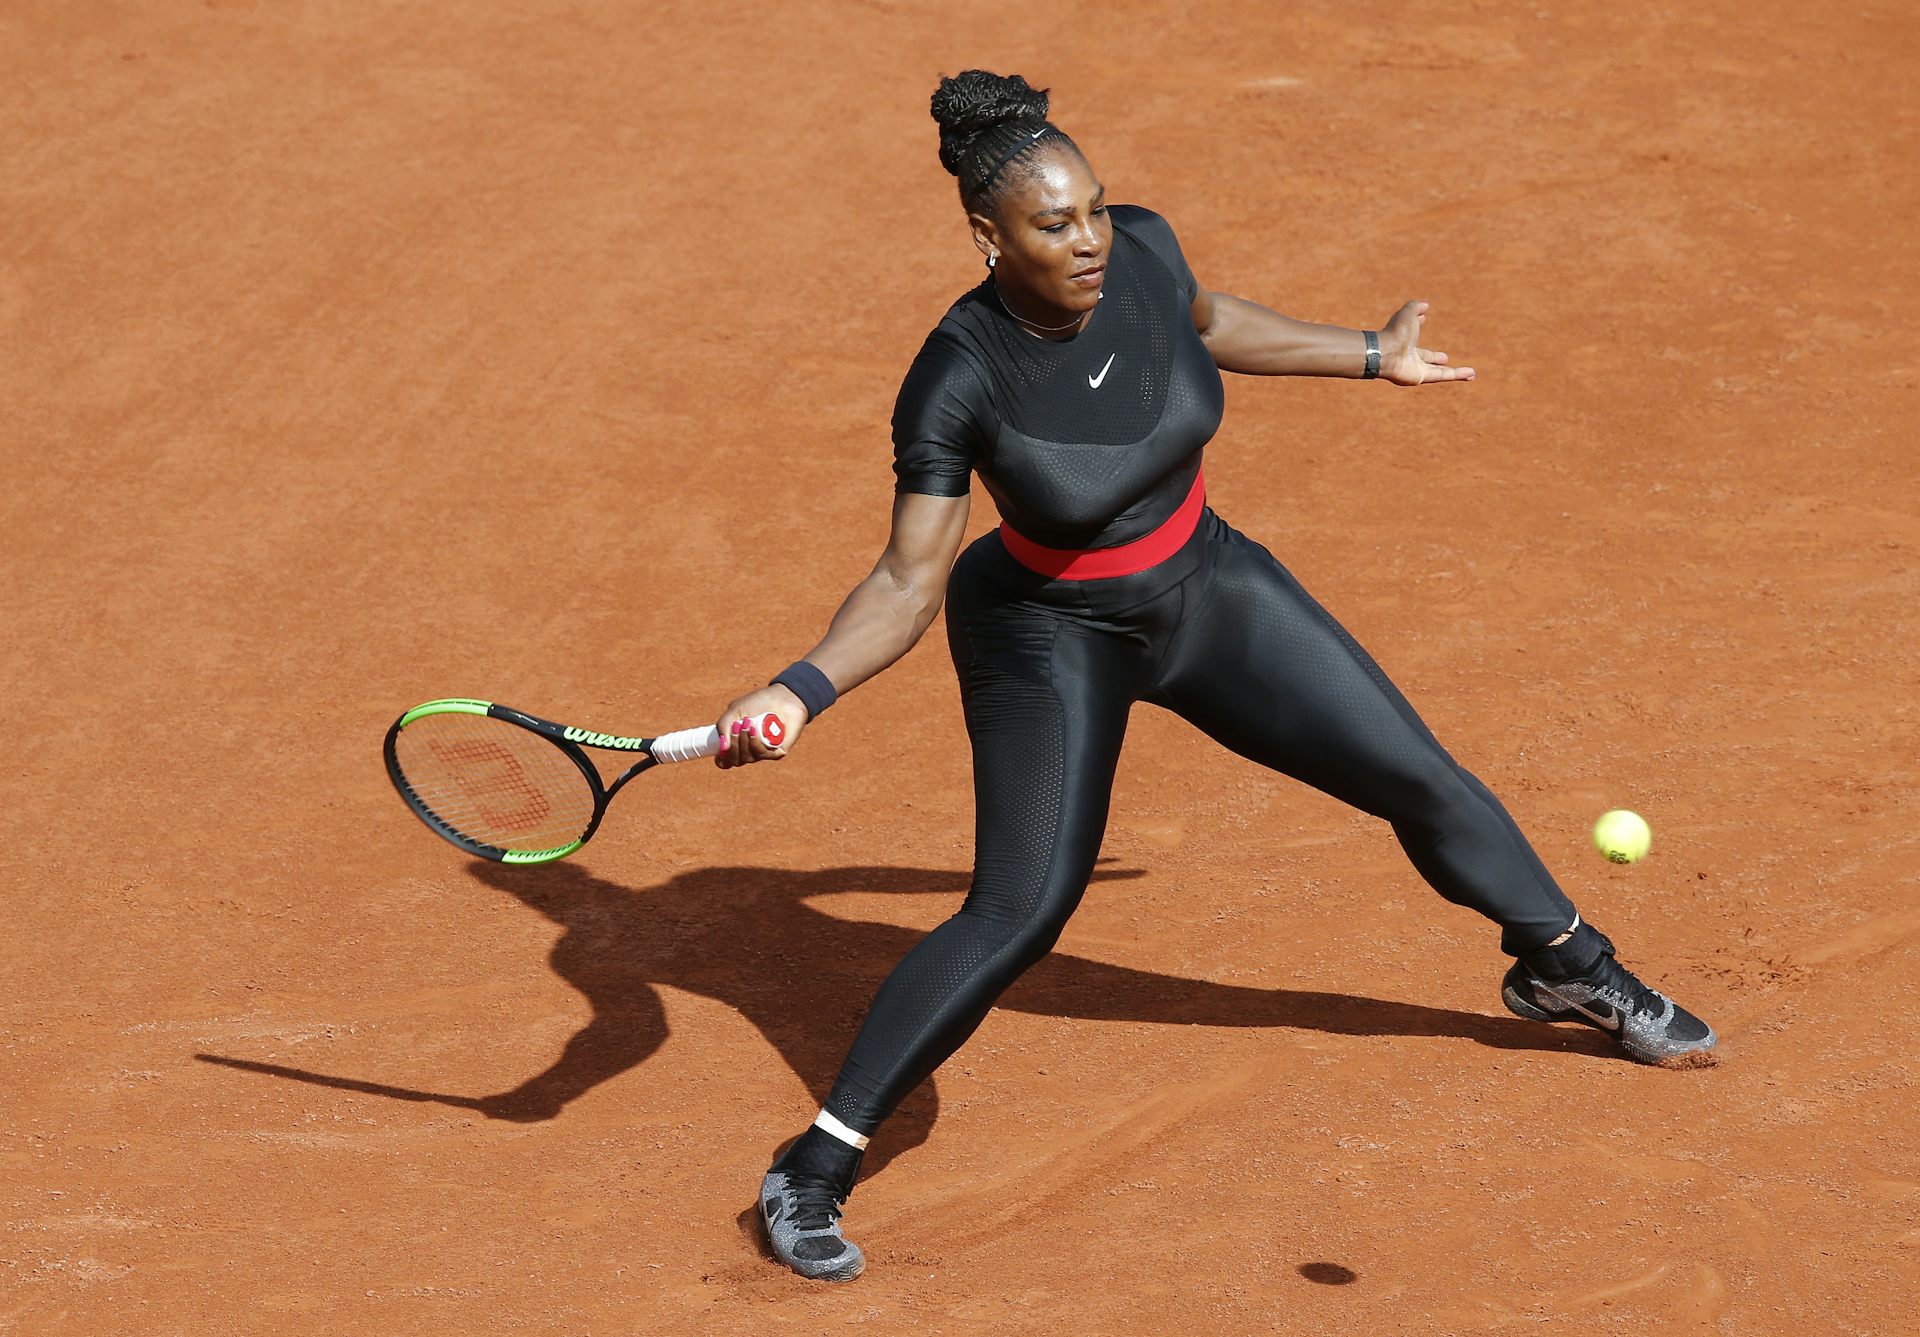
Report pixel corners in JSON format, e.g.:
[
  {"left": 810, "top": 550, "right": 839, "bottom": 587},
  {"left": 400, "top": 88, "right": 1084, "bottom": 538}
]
[
  {"left": 812, "top": 1108, "right": 870, "bottom": 1151},
  {"left": 1544, "top": 913, "right": 1582, "bottom": 949}
]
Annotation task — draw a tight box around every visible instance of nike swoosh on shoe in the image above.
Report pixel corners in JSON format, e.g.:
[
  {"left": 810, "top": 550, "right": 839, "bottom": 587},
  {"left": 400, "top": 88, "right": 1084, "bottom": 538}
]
[{"left": 1564, "top": 999, "right": 1621, "bottom": 1031}]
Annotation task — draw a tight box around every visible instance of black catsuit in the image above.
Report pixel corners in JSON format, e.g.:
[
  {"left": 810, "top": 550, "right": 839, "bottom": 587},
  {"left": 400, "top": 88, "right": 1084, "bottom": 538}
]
[{"left": 820, "top": 206, "right": 1578, "bottom": 1135}]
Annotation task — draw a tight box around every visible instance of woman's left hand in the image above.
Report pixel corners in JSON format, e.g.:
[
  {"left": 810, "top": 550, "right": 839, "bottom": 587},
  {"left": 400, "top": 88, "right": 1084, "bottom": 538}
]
[{"left": 1378, "top": 300, "right": 1475, "bottom": 385}]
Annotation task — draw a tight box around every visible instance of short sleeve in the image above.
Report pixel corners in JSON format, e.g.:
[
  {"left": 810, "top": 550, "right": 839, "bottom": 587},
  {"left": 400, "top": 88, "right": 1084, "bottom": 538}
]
[
  {"left": 891, "top": 328, "right": 989, "bottom": 497},
  {"left": 1109, "top": 204, "right": 1199, "bottom": 304}
]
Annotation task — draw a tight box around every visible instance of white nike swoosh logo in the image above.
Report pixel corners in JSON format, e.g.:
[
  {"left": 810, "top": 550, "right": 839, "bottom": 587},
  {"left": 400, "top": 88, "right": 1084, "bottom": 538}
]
[
  {"left": 1566, "top": 999, "right": 1621, "bottom": 1031},
  {"left": 1089, "top": 353, "right": 1116, "bottom": 389}
]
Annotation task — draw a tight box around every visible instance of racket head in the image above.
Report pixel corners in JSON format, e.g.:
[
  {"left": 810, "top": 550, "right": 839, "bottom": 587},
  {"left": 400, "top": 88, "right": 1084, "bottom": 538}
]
[{"left": 384, "top": 699, "right": 606, "bottom": 864}]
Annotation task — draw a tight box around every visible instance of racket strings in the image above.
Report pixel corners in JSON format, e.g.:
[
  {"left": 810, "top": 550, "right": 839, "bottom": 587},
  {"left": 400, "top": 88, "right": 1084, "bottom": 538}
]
[{"left": 393, "top": 713, "right": 596, "bottom": 854}]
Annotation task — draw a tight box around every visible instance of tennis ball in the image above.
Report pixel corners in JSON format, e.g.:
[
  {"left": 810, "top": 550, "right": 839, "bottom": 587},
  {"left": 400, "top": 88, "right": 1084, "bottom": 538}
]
[{"left": 1592, "top": 809, "right": 1652, "bottom": 864}]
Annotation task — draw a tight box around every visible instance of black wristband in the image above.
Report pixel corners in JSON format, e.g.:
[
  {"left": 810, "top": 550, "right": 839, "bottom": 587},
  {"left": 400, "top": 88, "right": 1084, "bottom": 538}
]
[
  {"left": 771, "top": 660, "right": 837, "bottom": 722},
  {"left": 1362, "top": 329, "right": 1381, "bottom": 380}
]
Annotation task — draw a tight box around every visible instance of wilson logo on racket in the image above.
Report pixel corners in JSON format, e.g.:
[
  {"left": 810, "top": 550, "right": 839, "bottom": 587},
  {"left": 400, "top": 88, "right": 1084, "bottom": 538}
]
[{"left": 562, "top": 726, "right": 649, "bottom": 749}]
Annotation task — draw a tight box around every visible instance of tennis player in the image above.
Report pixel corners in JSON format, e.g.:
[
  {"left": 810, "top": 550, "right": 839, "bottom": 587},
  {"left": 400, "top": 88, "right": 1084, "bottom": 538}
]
[{"left": 713, "top": 70, "right": 1717, "bottom": 1283}]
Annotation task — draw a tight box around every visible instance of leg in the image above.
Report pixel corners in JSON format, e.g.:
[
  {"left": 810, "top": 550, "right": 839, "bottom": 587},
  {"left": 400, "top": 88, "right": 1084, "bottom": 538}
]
[
  {"left": 824, "top": 618, "right": 1140, "bottom": 1131},
  {"left": 1149, "top": 522, "right": 1576, "bottom": 955},
  {"left": 1149, "top": 522, "right": 1714, "bottom": 1066},
  {"left": 759, "top": 610, "right": 1141, "bottom": 1280}
]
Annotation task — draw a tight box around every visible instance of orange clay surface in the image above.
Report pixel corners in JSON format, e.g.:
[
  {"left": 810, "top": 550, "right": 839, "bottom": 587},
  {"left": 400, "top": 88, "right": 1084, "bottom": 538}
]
[{"left": 5, "top": 2, "right": 1918, "bottom": 1332}]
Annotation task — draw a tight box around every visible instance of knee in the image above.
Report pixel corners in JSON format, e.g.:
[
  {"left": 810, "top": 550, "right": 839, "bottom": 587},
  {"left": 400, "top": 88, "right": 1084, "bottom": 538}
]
[
  {"left": 955, "top": 873, "right": 1084, "bottom": 970},
  {"left": 1003, "top": 914, "right": 1071, "bottom": 968},
  {"left": 1383, "top": 756, "right": 1481, "bottom": 831}
]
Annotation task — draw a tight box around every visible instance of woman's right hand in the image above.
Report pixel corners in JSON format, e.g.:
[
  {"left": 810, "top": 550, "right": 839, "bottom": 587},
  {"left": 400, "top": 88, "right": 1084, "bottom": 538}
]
[{"left": 713, "top": 685, "right": 808, "bottom": 769}]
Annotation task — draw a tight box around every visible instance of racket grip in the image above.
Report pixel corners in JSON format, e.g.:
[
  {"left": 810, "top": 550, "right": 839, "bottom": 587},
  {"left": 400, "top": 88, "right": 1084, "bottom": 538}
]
[{"left": 651, "top": 713, "right": 786, "bottom": 764}]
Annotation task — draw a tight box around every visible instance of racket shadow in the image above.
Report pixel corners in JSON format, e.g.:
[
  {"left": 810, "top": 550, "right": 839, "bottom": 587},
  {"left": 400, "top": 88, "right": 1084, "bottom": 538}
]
[{"left": 196, "top": 859, "right": 1608, "bottom": 1178}]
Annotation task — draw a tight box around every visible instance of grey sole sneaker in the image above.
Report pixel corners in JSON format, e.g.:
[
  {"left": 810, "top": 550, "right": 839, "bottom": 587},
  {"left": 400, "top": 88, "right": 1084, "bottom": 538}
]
[
  {"left": 759, "top": 1170, "right": 865, "bottom": 1282},
  {"left": 1503, "top": 961, "right": 1719, "bottom": 1069}
]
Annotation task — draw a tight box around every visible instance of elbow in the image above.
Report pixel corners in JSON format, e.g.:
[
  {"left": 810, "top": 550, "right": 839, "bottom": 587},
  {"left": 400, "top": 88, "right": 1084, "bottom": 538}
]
[
  {"left": 911, "top": 588, "right": 947, "bottom": 632},
  {"left": 908, "top": 560, "right": 951, "bottom": 618},
  {"left": 1197, "top": 321, "right": 1230, "bottom": 369},
  {"left": 901, "top": 573, "right": 948, "bottom": 628},
  {"left": 877, "top": 558, "right": 947, "bottom": 626}
]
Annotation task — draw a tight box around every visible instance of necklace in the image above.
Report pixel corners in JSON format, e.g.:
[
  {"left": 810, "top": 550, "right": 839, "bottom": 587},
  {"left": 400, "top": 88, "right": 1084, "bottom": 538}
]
[{"left": 992, "top": 277, "right": 1097, "bottom": 333}]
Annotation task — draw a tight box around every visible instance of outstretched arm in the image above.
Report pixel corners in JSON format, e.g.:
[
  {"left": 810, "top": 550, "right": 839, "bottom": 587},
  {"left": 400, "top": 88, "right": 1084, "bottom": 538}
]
[
  {"left": 713, "top": 490, "right": 971, "bottom": 767},
  {"left": 1193, "top": 290, "right": 1474, "bottom": 385}
]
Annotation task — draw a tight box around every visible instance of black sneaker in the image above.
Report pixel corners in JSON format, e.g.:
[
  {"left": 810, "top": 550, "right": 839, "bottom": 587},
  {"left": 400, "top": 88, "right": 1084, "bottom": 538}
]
[
  {"left": 1502, "top": 922, "right": 1718, "bottom": 1068},
  {"left": 758, "top": 1168, "right": 864, "bottom": 1282}
]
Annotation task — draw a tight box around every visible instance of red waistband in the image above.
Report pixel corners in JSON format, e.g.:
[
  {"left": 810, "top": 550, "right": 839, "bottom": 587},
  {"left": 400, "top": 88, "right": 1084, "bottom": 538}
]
[{"left": 999, "top": 470, "right": 1207, "bottom": 580}]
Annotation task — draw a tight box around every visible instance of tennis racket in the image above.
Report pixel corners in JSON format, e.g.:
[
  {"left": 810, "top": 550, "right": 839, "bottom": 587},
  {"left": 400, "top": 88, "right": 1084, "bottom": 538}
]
[{"left": 384, "top": 698, "right": 784, "bottom": 864}]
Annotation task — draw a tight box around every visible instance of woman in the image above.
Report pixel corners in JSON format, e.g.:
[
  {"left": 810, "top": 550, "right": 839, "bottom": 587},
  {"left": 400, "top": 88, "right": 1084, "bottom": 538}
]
[{"left": 713, "top": 70, "right": 1716, "bottom": 1283}]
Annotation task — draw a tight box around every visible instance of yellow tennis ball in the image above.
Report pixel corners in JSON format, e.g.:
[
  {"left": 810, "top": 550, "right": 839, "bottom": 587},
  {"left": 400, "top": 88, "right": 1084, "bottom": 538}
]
[{"left": 1592, "top": 809, "right": 1652, "bottom": 864}]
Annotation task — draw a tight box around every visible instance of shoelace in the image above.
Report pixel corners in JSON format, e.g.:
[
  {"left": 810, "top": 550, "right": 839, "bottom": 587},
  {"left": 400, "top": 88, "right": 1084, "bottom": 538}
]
[
  {"left": 782, "top": 1171, "right": 846, "bottom": 1232},
  {"left": 1584, "top": 950, "right": 1668, "bottom": 1020}
]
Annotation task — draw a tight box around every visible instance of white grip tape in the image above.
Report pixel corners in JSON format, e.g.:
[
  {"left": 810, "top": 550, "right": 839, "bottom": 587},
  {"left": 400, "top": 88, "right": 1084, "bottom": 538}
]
[{"left": 649, "top": 713, "right": 783, "bottom": 765}]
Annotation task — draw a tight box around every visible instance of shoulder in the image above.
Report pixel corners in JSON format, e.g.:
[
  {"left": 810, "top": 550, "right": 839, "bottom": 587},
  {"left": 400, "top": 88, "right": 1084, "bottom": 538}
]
[
  {"left": 894, "top": 293, "right": 998, "bottom": 445},
  {"left": 898, "top": 293, "right": 996, "bottom": 409},
  {"left": 1109, "top": 203, "right": 1179, "bottom": 243},
  {"left": 1109, "top": 204, "right": 1198, "bottom": 299},
  {"left": 891, "top": 301, "right": 995, "bottom": 495}
]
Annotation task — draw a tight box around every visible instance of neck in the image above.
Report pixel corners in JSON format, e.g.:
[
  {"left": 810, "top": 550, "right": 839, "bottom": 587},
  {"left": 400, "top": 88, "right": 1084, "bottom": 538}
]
[{"left": 992, "top": 278, "right": 1087, "bottom": 338}]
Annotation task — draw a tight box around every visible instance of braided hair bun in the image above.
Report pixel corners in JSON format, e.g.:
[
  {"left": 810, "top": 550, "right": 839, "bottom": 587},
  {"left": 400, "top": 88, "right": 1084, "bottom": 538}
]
[{"left": 931, "top": 70, "right": 1076, "bottom": 210}]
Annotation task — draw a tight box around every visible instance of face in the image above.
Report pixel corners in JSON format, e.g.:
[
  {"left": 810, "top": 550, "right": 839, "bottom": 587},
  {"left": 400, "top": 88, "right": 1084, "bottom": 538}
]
[{"left": 972, "top": 147, "right": 1111, "bottom": 318}]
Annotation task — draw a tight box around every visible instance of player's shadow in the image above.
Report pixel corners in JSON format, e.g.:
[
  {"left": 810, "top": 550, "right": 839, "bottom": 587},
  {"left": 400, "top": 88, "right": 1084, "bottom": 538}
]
[{"left": 197, "top": 860, "right": 1604, "bottom": 1176}]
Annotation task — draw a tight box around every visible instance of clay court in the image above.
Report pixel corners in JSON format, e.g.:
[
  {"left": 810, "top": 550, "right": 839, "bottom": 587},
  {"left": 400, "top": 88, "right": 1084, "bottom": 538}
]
[{"left": 6, "top": 1, "right": 1917, "bottom": 1331}]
